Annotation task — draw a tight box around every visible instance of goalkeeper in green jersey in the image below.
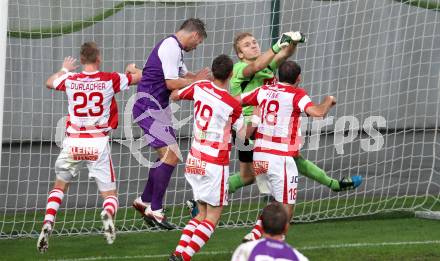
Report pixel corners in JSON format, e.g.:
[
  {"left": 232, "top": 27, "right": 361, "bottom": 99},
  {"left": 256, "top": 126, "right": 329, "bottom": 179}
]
[
  {"left": 186, "top": 31, "right": 362, "bottom": 217},
  {"left": 227, "top": 31, "right": 361, "bottom": 193}
]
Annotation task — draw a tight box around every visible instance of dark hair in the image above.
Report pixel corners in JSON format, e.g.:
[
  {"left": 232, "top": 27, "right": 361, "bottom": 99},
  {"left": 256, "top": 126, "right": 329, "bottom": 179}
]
[
  {"left": 278, "top": 60, "right": 301, "bottom": 84},
  {"left": 261, "top": 203, "right": 288, "bottom": 236},
  {"left": 211, "top": 54, "right": 233, "bottom": 81},
  {"left": 233, "top": 32, "right": 253, "bottom": 56},
  {"left": 179, "top": 18, "right": 207, "bottom": 39},
  {"left": 80, "top": 41, "right": 100, "bottom": 64}
]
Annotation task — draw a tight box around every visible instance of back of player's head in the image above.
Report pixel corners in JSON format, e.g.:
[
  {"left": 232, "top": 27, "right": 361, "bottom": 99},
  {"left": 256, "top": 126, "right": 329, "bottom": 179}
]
[
  {"left": 278, "top": 60, "right": 301, "bottom": 84},
  {"left": 261, "top": 202, "right": 289, "bottom": 236},
  {"left": 233, "top": 32, "right": 254, "bottom": 56},
  {"left": 80, "top": 41, "right": 100, "bottom": 65},
  {"left": 212, "top": 54, "right": 233, "bottom": 81},
  {"left": 179, "top": 18, "right": 207, "bottom": 39}
]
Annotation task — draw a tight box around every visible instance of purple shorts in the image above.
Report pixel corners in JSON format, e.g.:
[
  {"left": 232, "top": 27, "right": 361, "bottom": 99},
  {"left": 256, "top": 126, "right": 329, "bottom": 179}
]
[{"left": 133, "top": 106, "right": 177, "bottom": 149}]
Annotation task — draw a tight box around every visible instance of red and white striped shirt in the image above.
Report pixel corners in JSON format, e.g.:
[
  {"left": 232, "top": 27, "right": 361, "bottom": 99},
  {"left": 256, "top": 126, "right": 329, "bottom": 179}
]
[
  {"left": 241, "top": 83, "right": 314, "bottom": 157},
  {"left": 53, "top": 71, "right": 132, "bottom": 138},
  {"left": 178, "top": 80, "right": 244, "bottom": 165}
]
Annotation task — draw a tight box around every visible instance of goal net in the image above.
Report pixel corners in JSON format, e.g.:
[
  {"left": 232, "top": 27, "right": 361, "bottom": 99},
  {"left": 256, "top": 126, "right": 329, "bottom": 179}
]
[{"left": 1, "top": 0, "right": 439, "bottom": 238}]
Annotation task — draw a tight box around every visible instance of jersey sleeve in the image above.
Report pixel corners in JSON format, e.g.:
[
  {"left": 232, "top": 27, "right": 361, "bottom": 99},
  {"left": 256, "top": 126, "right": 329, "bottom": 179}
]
[
  {"left": 112, "top": 72, "right": 132, "bottom": 93},
  {"left": 231, "top": 104, "right": 244, "bottom": 131},
  {"left": 241, "top": 87, "right": 260, "bottom": 106},
  {"left": 231, "top": 243, "right": 252, "bottom": 261},
  {"left": 230, "top": 62, "right": 251, "bottom": 96},
  {"left": 53, "top": 73, "right": 73, "bottom": 91},
  {"left": 176, "top": 83, "right": 195, "bottom": 100},
  {"left": 294, "top": 249, "right": 310, "bottom": 261},
  {"left": 268, "top": 59, "right": 279, "bottom": 71},
  {"left": 158, "top": 38, "right": 181, "bottom": 80},
  {"left": 295, "top": 89, "right": 314, "bottom": 113}
]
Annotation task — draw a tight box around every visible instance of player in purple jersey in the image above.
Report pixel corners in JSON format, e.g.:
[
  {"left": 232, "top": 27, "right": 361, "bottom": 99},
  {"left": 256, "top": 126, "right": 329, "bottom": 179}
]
[
  {"left": 231, "top": 203, "right": 308, "bottom": 261},
  {"left": 132, "top": 18, "right": 210, "bottom": 229}
]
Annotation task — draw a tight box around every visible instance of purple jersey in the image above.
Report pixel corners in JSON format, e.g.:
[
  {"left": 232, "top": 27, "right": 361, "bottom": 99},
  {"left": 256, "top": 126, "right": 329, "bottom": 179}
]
[
  {"left": 133, "top": 35, "right": 187, "bottom": 112},
  {"left": 231, "top": 238, "right": 308, "bottom": 261},
  {"left": 132, "top": 35, "right": 187, "bottom": 148}
]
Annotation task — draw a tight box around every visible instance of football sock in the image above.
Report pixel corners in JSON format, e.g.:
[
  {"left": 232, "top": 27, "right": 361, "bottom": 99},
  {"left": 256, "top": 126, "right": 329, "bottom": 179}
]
[
  {"left": 182, "top": 219, "right": 215, "bottom": 261},
  {"left": 44, "top": 188, "right": 64, "bottom": 225},
  {"left": 103, "top": 196, "right": 118, "bottom": 217},
  {"left": 251, "top": 217, "right": 263, "bottom": 240},
  {"left": 141, "top": 160, "right": 159, "bottom": 203},
  {"left": 228, "top": 173, "right": 245, "bottom": 194},
  {"left": 151, "top": 161, "right": 175, "bottom": 211},
  {"left": 175, "top": 218, "right": 201, "bottom": 255},
  {"left": 294, "top": 155, "right": 340, "bottom": 191}
]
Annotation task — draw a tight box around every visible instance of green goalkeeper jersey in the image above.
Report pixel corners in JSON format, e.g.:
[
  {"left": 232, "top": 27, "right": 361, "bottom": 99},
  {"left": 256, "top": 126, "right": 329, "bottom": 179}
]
[{"left": 230, "top": 60, "right": 279, "bottom": 116}]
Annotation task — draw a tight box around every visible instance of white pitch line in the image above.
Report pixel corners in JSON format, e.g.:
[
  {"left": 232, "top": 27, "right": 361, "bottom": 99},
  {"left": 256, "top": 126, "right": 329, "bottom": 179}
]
[{"left": 50, "top": 240, "right": 440, "bottom": 261}]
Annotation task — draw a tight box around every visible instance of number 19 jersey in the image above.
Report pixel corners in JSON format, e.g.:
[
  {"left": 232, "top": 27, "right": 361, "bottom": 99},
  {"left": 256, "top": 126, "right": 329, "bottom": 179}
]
[
  {"left": 177, "top": 80, "right": 244, "bottom": 165},
  {"left": 53, "top": 71, "right": 132, "bottom": 137}
]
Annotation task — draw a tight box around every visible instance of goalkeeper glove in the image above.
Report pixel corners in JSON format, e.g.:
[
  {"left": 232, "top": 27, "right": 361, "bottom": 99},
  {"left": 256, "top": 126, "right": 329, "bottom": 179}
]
[{"left": 272, "top": 31, "right": 307, "bottom": 54}]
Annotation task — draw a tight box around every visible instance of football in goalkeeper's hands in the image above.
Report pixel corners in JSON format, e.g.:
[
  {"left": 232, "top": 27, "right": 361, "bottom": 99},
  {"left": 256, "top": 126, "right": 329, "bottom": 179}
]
[{"left": 285, "top": 31, "right": 307, "bottom": 43}]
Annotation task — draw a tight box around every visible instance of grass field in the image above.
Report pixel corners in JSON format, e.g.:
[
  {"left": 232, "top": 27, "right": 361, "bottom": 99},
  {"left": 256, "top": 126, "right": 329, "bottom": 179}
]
[{"left": 1, "top": 211, "right": 440, "bottom": 261}]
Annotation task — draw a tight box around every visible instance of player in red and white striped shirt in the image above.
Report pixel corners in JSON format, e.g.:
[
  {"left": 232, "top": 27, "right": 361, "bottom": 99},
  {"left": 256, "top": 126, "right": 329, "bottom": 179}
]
[
  {"left": 168, "top": 55, "right": 245, "bottom": 261},
  {"left": 37, "top": 42, "right": 141, "bottom": 252},
  {"left": 240, "top": 60, "right": 337, "bottom": 240}
]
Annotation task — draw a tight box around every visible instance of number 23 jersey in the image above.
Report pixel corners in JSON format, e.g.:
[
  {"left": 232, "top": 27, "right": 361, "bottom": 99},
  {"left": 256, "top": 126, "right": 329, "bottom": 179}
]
[{"left": 53, "top": 71, "right": 132, "bottom": 137}]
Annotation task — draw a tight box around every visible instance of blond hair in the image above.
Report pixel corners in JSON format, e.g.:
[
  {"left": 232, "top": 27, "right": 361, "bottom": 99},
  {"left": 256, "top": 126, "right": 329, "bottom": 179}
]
[{"left": 233, "top": 32, "right": 254, "bottom": 57}]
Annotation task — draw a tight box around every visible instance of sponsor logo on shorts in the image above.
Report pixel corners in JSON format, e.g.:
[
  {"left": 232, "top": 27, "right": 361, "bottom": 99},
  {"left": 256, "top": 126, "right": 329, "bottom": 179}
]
[
  {"left": 253, "top": 160, "right": 269, "bottom": 176},
  {"left": 185, "top": 157, "right": 207, "bottom": 176},
  {"left": 69, "top": 146, "right": 99, "bottom": 161}
]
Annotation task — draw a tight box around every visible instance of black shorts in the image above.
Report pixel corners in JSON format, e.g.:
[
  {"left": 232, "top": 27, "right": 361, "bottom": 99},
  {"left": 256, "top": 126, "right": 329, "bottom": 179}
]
[
  {"left": 238, "top": 149, "right": 253, "bottom": 163},
  {"left": 232, "top": 130, "right": 254, "bottom": 163}
]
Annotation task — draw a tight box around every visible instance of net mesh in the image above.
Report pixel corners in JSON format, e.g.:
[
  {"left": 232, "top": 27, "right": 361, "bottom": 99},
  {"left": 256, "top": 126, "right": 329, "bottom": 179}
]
[{"left": 1, "top": 0, "right": 439, "bottom": 238}]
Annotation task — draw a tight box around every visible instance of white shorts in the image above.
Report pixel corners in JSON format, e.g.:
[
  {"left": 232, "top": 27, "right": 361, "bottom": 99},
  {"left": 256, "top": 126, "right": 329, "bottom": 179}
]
[
  {"left": 253, "top": 152, "right": 299, "bottom": 204},
  {"left": 184, "top": 154, "right": 229, "bottom": 207},
  {"left": 55, "top": 136, "right": 116, "bottom": 192}
]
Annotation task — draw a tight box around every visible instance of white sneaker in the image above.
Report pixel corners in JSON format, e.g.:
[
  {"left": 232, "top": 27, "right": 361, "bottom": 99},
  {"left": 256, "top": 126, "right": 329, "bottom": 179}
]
[
  {"left": 101, "top": 210, "right": 116, "bottom": 244},
  {"left": 144, "top": 207, "right": 175, "bottom": 230},
  {"left": 132, "top": 197, "right": 150, "bottom": 216},
  {"left": 242, "top": 232, "right": 257, "bottom": 243},
  {"left": 37, "top": 222, "right": 52, "bottom": 253}
]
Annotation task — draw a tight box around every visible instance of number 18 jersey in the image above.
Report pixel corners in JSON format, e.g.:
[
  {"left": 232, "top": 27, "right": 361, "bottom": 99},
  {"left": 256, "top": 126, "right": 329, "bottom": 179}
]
[
  {"left": 241, "top": 83, "right": 314, "bottom": 157},
  {"left": 53, "top": 71, "right": 132, "bottom": 138}
]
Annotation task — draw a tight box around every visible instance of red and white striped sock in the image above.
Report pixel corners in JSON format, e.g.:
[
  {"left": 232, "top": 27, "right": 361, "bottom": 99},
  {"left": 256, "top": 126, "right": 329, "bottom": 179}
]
[
  {"left": 44, "top": 188, "right": 64, "bottom": 225},
  {"left": 182, "top": 219, "right": 215, "bottom": 261},
  {"left": 251, "top": 216, "right": 263, "bottom": 240},
  {"left": 103, "top": 196, "right": 119, "bottom": 217},
  {"left": 175, "top": 218, "right": 201, "bottom": 255}
]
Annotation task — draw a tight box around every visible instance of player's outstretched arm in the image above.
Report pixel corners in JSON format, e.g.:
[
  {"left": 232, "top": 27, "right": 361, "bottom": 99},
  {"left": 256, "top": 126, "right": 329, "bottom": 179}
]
[
  {"left": 170, "top": 90, "right": 181, "bottom": 101},
  {"left": 242, "top": 32, "right": 302, "bottom": 78},
  {"left": 166, "top": 67, "right": 210, "bottom": 91},
  {"left": 305, "top": 95, "right": 336, "bottom": 118},
  {"left": 45, "top": 56, "right": 78, "bottom": 89},
  {"left": 125, "top": 63, "right": 142, "bottom": 85},
  {"left": 170, "top": 84, "right": 195, "bottom": 101},
  {"left": 272, "top": 32, "right": 306, "bottom": 68}
]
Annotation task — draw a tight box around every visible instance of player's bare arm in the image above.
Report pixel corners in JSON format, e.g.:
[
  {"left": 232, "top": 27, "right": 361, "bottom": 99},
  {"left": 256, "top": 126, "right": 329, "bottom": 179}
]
[
  {"left": 271, "top": 42, "right": 297, "bottom": 68},
  {"left": 165, "top": 68, "right": 210, "bottom": 91},
  {"left": 241, "top": 32, "right": 304, "bottom": 78},
  {"left": 305, "top": 95, "right": 337, "bottom": 118},
  {"left": 45, "top": 56, "right": 78, "bottom": 89},
  {"left": 124, "top": 63, "right": 142, "bottom": 85},
  {"left": 183, "top": 67, "right": 210, "bottom": 81},
  {"left": 170, "top": 89, "right": 181, "bottom": 101}
]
